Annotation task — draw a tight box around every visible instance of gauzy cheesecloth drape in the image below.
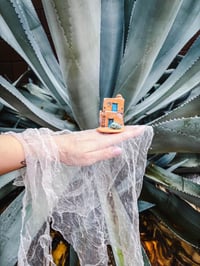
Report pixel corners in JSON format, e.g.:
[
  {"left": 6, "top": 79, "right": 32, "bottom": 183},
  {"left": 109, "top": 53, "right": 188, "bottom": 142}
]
[{"left": 10, "top": 126, "right": 153, "bottom": 266}]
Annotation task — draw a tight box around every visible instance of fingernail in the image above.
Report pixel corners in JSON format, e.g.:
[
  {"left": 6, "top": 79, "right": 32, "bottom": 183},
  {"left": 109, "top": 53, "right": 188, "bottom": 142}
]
[{"left": 112, "top": 146, "right": 122, "bottom": 155}]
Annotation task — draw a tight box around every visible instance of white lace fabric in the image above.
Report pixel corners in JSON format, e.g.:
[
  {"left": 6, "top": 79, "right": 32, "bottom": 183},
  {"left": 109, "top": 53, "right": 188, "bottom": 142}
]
[{"left": 10, "top": 126, "right": 153, "bottom": 266}]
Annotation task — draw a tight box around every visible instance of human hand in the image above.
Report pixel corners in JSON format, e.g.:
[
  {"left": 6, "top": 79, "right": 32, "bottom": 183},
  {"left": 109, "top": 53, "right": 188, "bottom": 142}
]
[{"left": 53, "top": 125, "right": 146, "bottom": 166}]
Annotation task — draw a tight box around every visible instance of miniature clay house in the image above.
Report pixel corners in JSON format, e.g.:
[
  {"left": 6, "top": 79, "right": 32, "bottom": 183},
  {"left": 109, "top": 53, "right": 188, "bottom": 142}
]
[{"left": 97, "top": 94, "right": 125, "bottom": 133}]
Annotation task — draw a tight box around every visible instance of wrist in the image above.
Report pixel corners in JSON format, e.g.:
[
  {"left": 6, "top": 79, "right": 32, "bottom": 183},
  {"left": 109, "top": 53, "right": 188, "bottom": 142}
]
[{"left": 0, "top": 134, "right": 25, "bottom": 175}]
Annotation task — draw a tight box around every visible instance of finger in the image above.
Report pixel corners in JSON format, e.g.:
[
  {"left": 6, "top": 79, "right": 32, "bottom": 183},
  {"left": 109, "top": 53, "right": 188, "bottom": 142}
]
[
  {"left": 79, "top": 146, "right": 122, "bottom": 166},
  {"left": 83, "top": 125, "right": 146, "bottom": 152}
]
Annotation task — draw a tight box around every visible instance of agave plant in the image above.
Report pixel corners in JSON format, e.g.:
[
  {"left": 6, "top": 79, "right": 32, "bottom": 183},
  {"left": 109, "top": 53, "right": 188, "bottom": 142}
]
[{"left": 0, "top": 0, "right": 200, "bottom": 265}]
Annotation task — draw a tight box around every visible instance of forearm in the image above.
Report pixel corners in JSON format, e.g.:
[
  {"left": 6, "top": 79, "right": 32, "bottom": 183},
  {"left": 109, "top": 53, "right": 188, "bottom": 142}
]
[{"left": 0, "top": 134, "right": 26, "bottom": 175}]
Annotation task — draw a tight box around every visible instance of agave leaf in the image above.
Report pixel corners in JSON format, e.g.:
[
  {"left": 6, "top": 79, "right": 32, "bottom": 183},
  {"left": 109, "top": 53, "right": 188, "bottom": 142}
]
[
  {"left": 42, "top": 0, "right": 101, "bottom": 129},
  {"left": 138, "top": 200, "right": 155, "bottom": 213},
  {"left": 0, "top": 170, "right": 21, "bottom": 190},
  {"left": 146, "top": 164, "right": 200, "bottom": 207},
  {"left": 0, "top": 106, "right": 40, "bottom": 130},
  {"left": 0, "top": 97, "right": 16, "bottom": 111},
  {"left": 69, "top": 246, "right": 79, "bottom": 266},
  {"left": 0, "top": 128, "right": 24, "bottom": 133},
  {"left": 167, "top": 159, "right": 189, "bottom": 172},
  {"left": 152, "top": 153, "right": 176, "bottom": 167},
  {"left": 114, "top": 0, "right": 182, "bottom": 110},
  {"left": 0, "top": 0, "right": 71, "bottom": 110},
  {"left": 19, "top": 0, "right": 67, "bottom": 90},
  {"left": 128, "top": 36, "right": 200, "bottom": 122},
  {"left": 170, "top": 153, "right": 200, "bottom": 168},
  {"left": 0, "top": 171, "right": 21, "bottom": 201},
  {"left": 141, "top": 180, "right": 200, "bottom": 248},
  {"left": 140, "top": 38, "right": 200, "bottom": 117},
  {"left": 150, "top": 94, "right": 200, "bottom": 125},
  {"left": 0, "top": 126, "right": 22, "bottom": 132},
  {"left": 135, "top": 0, "right": 200, "bottom": 102},
  {"left": 20, "top": 85, "right": 66, "bottom": 119},
  {"left": 168, "top": 187, "right": 200, "bottom": 209},
  {"left": 151, "top": 117, "right": 200, "bottom": 153},
  {"left": 142, "top": 246, "right": 152, "bottom": 266},
  {"left": 99, "top": 0, "right": 124, "bottom": 101},
  {"left": 124, "top": 0, "right": 135, "bottom": 46},
  {"left": 0, "top": 76, "right": 77, "bottom": 131},
  {"left": 0, "top": 192, "right": 23, "bottom": 266}
]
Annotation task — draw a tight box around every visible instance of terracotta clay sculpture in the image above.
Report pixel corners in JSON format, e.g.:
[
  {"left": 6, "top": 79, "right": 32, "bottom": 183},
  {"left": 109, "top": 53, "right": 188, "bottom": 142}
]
[{"left": 97, "top": 94, "right": 125, "bottom": 133}]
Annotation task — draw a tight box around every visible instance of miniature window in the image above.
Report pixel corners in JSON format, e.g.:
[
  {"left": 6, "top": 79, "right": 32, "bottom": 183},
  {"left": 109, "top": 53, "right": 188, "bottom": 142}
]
[{"left": 112, "top": 103, "right": 118, "bottom": 112}]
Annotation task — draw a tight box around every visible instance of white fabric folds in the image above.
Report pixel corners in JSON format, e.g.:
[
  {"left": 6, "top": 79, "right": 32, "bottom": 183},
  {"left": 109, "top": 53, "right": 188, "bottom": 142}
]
[{"left": 11, "top": 127, "right": 153, "bottom": 266}]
